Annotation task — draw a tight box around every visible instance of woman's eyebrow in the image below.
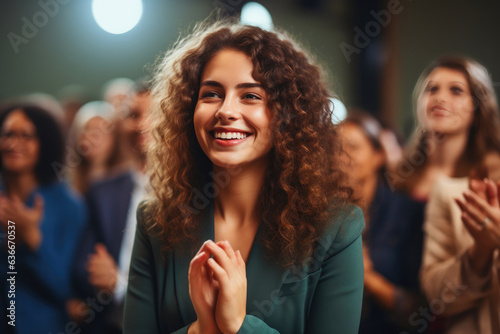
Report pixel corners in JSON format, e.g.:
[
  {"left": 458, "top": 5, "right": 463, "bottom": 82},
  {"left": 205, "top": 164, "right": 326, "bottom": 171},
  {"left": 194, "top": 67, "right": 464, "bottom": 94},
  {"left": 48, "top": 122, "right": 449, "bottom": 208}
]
[
  {"left": 450, "top": 81, "right": 466, "bottom": 86},
  {"left": 236, "top": 82, "right": 262, "bottom": 89},
  {"left": 200, "top": 80, "right": 222, "bottom": 88},
  {"left": 199, "top": 81, "right": 262, "bottom": 89}
]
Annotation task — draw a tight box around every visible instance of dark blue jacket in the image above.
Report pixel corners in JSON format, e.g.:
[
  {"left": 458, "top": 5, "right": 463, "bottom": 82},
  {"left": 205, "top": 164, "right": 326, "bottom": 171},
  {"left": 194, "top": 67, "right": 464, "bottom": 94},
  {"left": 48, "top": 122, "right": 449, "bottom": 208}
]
[
  {"left": 359, "top": 182, "right": 426, "bottom": 334},
  {"left": 72, "top": 171, "right": 134, "bottom": 334},
  {"left": 0, "top": 181, "right": 86, "bottom": 334}
]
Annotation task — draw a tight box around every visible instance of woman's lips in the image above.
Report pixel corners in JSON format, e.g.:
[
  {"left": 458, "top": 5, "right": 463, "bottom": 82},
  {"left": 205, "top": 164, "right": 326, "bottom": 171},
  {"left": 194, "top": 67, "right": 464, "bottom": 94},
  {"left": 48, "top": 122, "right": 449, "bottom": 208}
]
[
  {"left": 214, "top": 131, "right": 248, "bottom": 139},
  {"left": 212, "top": 133, "right": 251, "bottom": 147},
  {"left": 430, "top": 106, "right": 449, "bottom": 117},
  {"left": 2, "top": 151, "right": 24, "bottom": 159}
]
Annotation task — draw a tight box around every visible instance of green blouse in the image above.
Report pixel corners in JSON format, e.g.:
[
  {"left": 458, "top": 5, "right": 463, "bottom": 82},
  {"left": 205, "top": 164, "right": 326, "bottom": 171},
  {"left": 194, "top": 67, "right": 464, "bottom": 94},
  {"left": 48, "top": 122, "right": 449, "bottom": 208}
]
[{"left": 124, "top": 202, "right": 365, "bottom": 333}]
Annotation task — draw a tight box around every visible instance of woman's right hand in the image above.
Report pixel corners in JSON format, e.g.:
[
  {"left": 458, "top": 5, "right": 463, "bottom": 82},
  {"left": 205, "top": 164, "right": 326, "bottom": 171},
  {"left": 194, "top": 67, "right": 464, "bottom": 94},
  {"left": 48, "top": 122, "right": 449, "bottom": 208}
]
[
  {"left": 0, "top": 193, "right": 44, "bottom": 250},
  {"left": 188, "top": 242, "right": 221, "bottom": 334}
]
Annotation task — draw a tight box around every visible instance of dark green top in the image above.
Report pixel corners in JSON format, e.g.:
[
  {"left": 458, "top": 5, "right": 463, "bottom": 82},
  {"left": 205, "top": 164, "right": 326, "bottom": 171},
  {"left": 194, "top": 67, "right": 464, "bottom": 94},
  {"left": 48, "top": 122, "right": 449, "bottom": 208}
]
[{"left": 124, "top": 202, "right": 365, "bottom": 333}]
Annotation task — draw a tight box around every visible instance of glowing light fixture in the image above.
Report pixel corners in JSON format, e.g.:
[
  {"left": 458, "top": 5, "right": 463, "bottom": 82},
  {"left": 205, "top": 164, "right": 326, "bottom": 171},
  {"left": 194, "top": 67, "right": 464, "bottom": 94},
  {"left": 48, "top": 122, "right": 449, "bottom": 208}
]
[
  {"left": 92, "top": 0, "right": 143, "bottom": 34},
  {"left": 240, "top": 2, "right": 273, "bottom": 31},
  {"left": 330, "top": 98, "right": 347, "bottom": 124}
]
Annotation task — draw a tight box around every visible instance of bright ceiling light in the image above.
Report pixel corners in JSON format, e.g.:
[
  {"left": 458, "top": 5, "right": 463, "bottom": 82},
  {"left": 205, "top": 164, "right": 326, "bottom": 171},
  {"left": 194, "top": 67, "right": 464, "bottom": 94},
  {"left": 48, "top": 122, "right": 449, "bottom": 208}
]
[
  {"left": 92, "top": 0, "right": 143, "bottom": 35},
  {"left": 240, "top": 2, "right": 273, "bottom": 31},
  {"left": 330, "top": 98, "right": 347, "bottom": 124}
]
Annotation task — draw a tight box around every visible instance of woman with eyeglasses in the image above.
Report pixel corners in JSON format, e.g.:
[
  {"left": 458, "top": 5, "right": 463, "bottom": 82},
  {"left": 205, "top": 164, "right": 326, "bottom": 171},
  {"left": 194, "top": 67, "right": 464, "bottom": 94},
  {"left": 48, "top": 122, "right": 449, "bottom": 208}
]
[{"left": 0, "top": 103, "right": 87, "bottom": 334}]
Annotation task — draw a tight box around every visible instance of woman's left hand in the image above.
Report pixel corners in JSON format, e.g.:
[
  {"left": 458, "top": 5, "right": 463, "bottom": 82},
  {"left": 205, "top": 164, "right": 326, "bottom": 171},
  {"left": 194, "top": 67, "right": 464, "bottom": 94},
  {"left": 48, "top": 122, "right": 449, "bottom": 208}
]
[
  {"left": 204, "top": 240, "right": 247, "bottom": 334},
  {"left": 457, "top": 179, "right": 500, "bottom": 250}
]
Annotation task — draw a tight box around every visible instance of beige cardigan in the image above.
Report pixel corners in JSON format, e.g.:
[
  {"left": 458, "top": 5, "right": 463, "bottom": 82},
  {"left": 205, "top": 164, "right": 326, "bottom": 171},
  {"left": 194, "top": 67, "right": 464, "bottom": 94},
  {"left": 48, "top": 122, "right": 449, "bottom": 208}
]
[{"left": 420, "top": 176, "right": 500, "bottom": 334}]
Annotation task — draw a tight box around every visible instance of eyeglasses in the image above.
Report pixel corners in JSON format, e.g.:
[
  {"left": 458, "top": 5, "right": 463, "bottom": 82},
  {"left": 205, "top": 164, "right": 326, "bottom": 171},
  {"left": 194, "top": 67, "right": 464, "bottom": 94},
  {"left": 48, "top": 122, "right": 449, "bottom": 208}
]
[{"left": 0, "top": 131, "right": 38, "bottom": 144}]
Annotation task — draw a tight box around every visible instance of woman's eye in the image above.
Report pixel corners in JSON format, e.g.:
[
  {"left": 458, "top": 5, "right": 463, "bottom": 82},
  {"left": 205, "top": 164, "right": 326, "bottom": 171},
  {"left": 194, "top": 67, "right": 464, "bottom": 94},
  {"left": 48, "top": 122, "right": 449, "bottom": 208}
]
[
  {"left": 201, "top": 91, "right": 220, "bottom": 99},
  {"left": 451, "top": 87, "right": 464, "bottom": 95},
  {"left": 242, "top": 93, "right": 260, "bottom": 100},
  {"left": 426, "top": 86, "right": 438, "bottom": 93}
]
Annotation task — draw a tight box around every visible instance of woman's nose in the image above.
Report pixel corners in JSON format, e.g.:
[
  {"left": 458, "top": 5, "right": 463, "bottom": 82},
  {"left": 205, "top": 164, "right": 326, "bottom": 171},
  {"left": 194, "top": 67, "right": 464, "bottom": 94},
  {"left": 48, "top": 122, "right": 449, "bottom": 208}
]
[
  {"left": 434, "top": 90, "right": 446, "bottom": 103},
  {"left": 215, "top": 99, "right": 239, "bottom": 121}
]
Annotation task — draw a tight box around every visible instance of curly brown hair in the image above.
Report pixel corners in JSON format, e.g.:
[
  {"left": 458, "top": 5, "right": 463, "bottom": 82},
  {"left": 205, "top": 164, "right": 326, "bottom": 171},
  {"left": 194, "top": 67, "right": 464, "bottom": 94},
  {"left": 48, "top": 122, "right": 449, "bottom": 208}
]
[{"left": 145, "top": 18, "right": 354, "bottom": 267}]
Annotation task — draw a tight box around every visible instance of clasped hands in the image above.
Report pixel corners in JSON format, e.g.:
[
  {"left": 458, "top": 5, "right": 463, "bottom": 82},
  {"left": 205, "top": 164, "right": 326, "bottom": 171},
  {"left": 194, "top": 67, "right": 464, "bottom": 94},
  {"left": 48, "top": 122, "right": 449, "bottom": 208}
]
[{"left": 188, "top": 240, "right": 247, "bottom": 334}]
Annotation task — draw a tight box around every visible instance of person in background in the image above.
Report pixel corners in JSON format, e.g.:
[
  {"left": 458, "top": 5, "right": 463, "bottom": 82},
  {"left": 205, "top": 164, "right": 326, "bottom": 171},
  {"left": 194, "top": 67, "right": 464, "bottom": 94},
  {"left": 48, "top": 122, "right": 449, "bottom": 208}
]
[
  {"left": 102, "top": 77, "right": 135, "bottom": 121},
  {"left": 379, "top": 125, "right": 404, "bottom": 174},
  {"left": 340, "top": 111, "right": 426, "bottom": 333},
  {"left": 418, "top": 56, "right": 500, "bottom": 334},
  {"left": 69, "top": 81, "right": 152, "bottom": 334},
  {"left": 390, "top": 56, "right": 500, "bottom": 201},
  {"left": 102, "top": 77, "right": 144, "bottom": 169},
  {"left": 57, "top": 83, "right": 89, "bottom": 129},
  {"left": 67, "top": 101, "right": 122, "bottom": 194},
  {"left": 0, "top": 103, "right": 86, "bottom": 334},
  {"left": 124, "top": 19, "right": 364, "bottom": 334},
  {"left": 103, "top": 78, "right": 135, "bottom": 103}
]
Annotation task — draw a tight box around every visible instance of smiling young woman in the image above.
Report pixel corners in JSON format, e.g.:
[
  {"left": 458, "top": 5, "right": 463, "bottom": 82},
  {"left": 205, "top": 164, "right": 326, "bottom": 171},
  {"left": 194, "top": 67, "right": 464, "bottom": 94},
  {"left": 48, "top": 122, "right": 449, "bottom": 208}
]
[
  {"left": 193, "top": 49, "right": 273, "bottom": 173},
  {"left": 123, "top": 19, "right": 364, "bottom": 334}
]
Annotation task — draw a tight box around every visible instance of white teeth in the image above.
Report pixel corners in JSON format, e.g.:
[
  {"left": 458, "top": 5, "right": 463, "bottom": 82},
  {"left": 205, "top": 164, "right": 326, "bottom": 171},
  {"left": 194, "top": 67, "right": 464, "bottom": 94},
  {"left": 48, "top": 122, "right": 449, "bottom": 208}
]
[{"left": 214, "top": 131, "right": 248, "bottom": 140}]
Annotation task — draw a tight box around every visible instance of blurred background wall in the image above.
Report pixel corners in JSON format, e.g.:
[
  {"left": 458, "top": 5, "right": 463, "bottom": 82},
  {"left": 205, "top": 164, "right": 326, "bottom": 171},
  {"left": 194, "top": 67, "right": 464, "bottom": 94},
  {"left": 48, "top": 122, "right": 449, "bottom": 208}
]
[{"left": 1, "top": 0, "right": 499, "bottom": 138}]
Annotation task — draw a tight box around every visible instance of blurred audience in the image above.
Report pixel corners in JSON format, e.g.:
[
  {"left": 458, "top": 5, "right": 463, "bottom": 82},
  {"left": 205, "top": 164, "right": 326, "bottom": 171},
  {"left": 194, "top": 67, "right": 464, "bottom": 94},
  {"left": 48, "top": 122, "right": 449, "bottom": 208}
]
[
  {"left": 419, "top": 56, "right": 500, "bottom": 334},
  {"left": 1, "top": 53, "right": 499, "bottom": 334},
  {"left": 24, "top": 93, "right": 66, "bottom": 125},
  {"left": 69, "top": 80, "right": 152, "bottom": 334},
  {"left": 0, "top": 103, "right": 87, "bottom": 334},
  {"left": 379, "top": 126, "right": 404, "bottom": 173},
  {"left": 68, "top": 101, "right": 122, "bottom": 194},
  {"left": 57, "top": 84, "right": 90, "bottom": 128},
  {"left": 340, "top": 111, "right": 426, "bottom": 333},
  {"left": 102, "top": 78, "right": 135, "bottom": 120}
]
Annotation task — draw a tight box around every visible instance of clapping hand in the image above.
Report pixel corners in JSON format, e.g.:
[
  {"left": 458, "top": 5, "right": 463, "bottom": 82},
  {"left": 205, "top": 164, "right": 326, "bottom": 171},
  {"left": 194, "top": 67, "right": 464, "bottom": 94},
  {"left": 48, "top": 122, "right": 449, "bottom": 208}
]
[
  {"left": 86, "top": 243, "right": 118, "bottom": 291},
  {"left": 455, "top": 178, "right": 500, "bottom": 277},
  {"left": 0, "top": 193, "right": 44, "bottom": 250},
  {"left": 455, "top": 179, "right": 500, "bottom": 251}
]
